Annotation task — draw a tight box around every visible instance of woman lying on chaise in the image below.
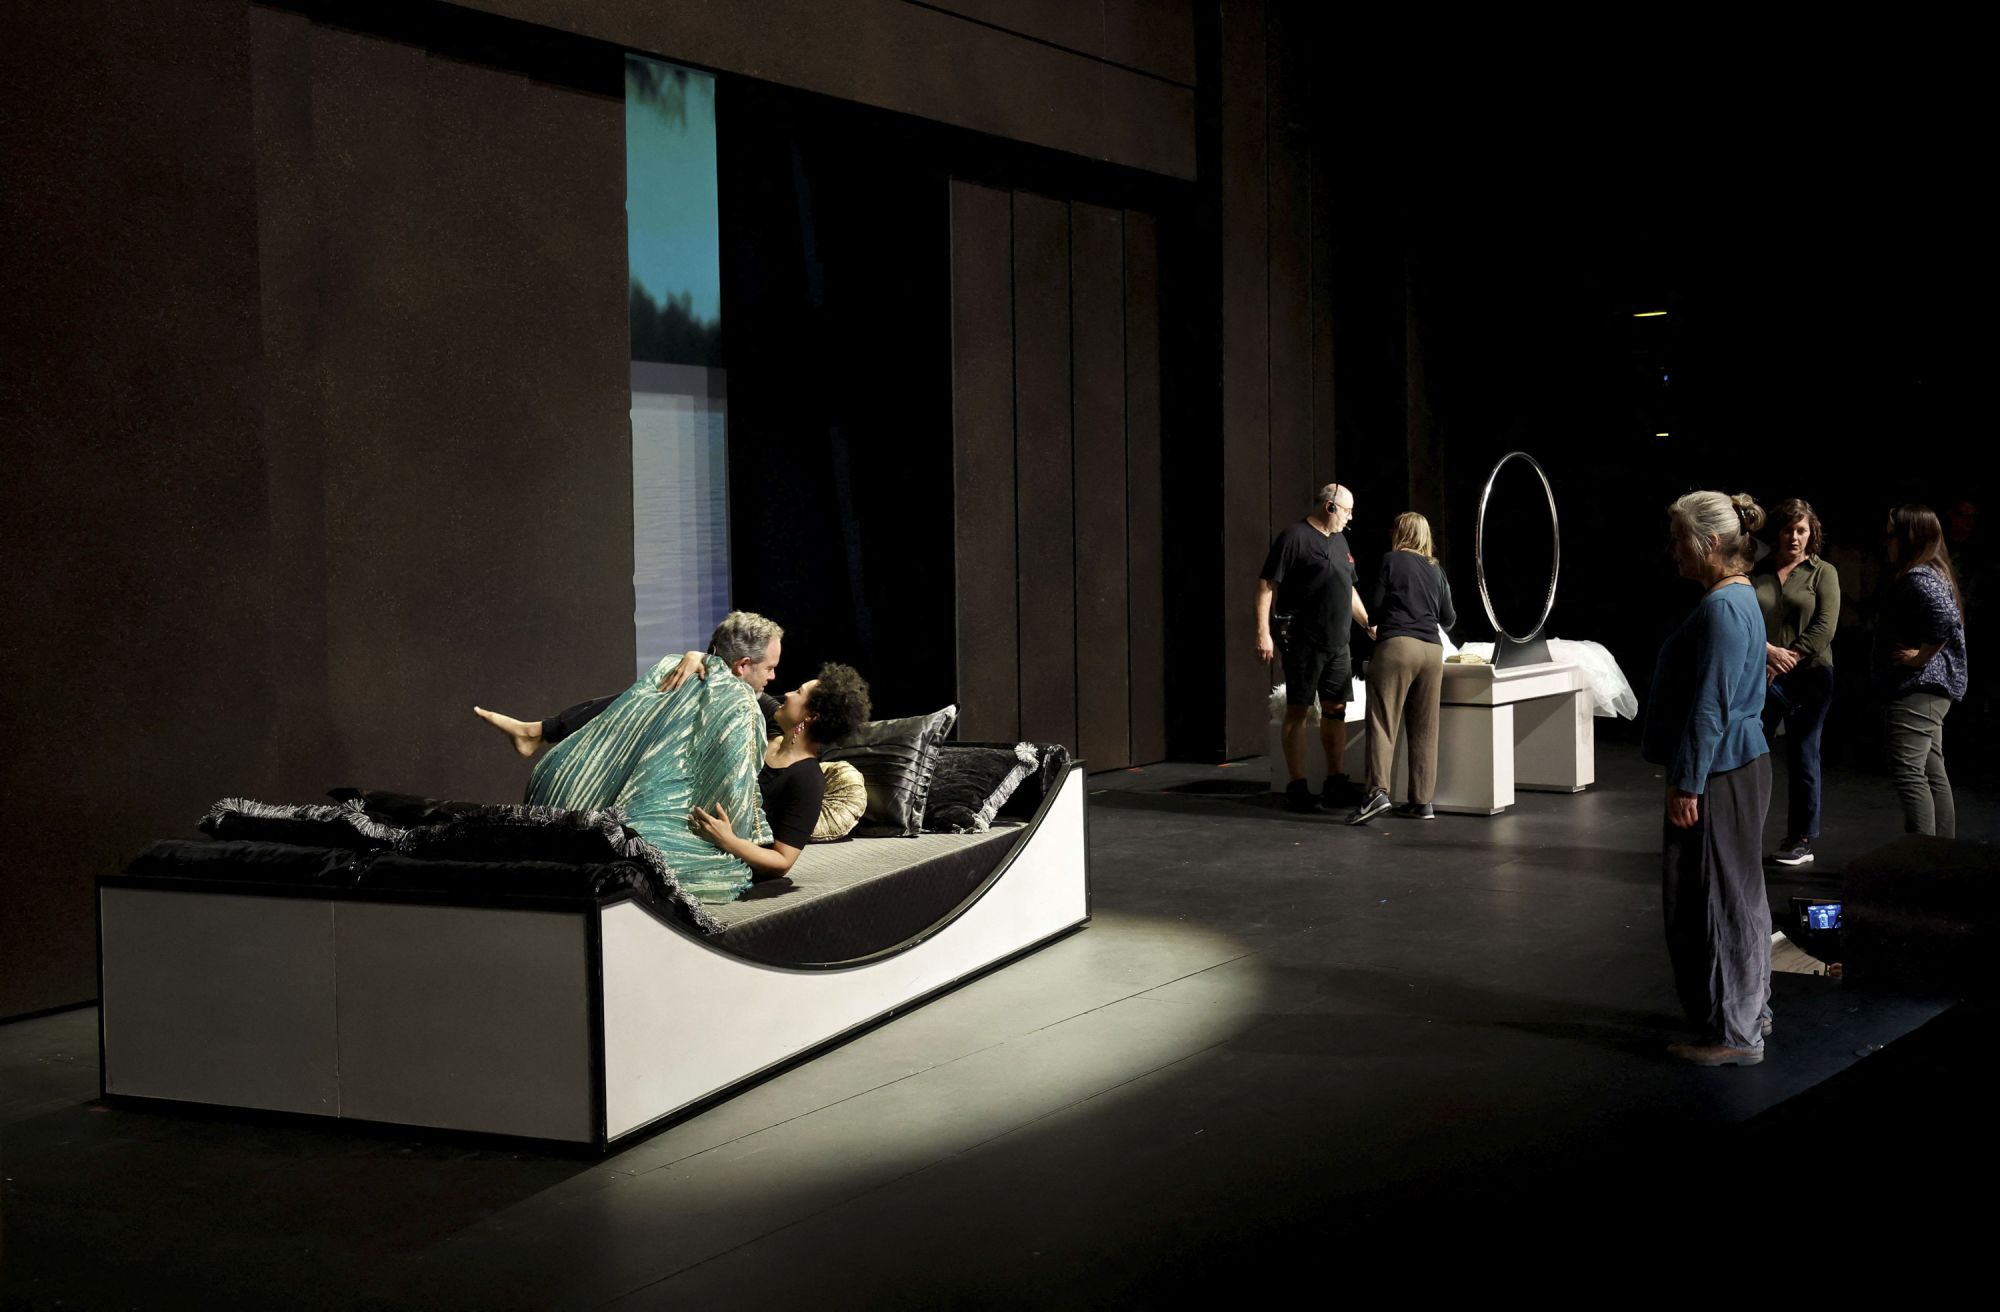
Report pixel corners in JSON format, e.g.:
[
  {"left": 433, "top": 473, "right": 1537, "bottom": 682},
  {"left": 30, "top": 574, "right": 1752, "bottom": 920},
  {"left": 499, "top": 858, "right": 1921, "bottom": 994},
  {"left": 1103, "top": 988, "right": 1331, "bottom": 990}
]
[{"left": 473, "top": 612, "right": 870, "bottom": 902}]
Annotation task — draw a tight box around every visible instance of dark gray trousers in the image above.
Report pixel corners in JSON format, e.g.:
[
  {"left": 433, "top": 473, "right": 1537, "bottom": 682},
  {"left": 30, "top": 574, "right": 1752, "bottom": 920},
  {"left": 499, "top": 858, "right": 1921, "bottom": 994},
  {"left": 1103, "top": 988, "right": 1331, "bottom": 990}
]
[
  {"left": 1662, "top": 754, "right": 1773, "bottom": 1050},
  {"left": 1884, "top": 692, "right": 1955, "bottom": 838}
]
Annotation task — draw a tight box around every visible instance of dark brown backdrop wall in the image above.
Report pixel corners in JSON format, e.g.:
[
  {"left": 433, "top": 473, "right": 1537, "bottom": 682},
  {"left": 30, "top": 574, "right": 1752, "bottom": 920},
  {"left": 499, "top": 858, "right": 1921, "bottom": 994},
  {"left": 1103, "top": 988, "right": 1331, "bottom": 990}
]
[
  {"left": 1, "top": 0, "right": 273, "bottom": 1019},
  {"left": 0, "top": 0, "right": 1210, "bottom": 1017},
  {"left": 1203, "top": 0, "right": 1344, "bottom": 759},
  {"left": 948, "top": 183, "right": 1168, "bottom": 769},
  {"left": 456, "top": 0, "right": 1197, "bottom": 178},
  {"left": 0, "top": 3, "right": 633, "bottom": 1018}
]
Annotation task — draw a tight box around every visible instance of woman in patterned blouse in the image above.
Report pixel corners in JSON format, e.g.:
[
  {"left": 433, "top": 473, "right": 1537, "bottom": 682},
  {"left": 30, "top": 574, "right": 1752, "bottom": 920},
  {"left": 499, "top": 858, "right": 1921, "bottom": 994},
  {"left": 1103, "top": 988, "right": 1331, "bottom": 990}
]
[{"left": 1874, "top": 505, "right": 1969, "bottom": 837}]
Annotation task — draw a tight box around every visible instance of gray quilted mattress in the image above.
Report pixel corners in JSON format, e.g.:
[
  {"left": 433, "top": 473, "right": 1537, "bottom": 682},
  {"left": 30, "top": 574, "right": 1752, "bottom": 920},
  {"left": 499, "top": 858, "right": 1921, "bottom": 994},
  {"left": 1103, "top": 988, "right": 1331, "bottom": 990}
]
[{"left": 706, "top": 823, "right": 1027, "bottom": 966}]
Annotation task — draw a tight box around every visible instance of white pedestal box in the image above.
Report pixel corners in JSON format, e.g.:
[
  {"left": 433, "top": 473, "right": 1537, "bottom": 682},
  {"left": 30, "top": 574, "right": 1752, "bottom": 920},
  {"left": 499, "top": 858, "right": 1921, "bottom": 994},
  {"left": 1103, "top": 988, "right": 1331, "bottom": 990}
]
[
  {"left": 1265, "top": 677, "right": 1367, "bottom": 793},
  {"left": 1337, "top": 660, "right": 1593, "bottom": 815}
]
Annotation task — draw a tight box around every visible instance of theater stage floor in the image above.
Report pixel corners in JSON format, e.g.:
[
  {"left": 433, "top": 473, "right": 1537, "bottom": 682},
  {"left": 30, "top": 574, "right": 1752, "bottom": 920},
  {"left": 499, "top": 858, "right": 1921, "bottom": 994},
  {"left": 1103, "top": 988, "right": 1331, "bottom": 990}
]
[{"left": 3, "top": 740, "right": 1993, "bottom": 1308}]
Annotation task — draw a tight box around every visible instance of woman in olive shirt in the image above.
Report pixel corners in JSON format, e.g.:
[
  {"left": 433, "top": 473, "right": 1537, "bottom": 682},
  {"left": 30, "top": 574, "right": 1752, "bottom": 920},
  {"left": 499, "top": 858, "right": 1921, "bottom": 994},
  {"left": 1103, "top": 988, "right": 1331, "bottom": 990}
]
[{"left": 1753, "top": 499, "right": 1840, "bottom": 867}]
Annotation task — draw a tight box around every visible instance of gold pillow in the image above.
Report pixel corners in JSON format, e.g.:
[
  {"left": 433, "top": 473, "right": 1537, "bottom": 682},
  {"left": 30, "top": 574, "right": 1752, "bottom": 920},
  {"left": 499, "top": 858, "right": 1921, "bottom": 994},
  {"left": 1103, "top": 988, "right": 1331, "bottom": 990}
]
[{"left": 811, "top": 759, "right": 867, "bottom": 842}]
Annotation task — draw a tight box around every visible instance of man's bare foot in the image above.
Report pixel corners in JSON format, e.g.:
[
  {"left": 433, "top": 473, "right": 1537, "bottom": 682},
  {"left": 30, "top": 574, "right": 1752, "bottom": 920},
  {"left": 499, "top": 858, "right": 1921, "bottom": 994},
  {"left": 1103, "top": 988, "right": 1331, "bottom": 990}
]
[{"left": 474, "top": 706, "right": 543, "bottom": 758}]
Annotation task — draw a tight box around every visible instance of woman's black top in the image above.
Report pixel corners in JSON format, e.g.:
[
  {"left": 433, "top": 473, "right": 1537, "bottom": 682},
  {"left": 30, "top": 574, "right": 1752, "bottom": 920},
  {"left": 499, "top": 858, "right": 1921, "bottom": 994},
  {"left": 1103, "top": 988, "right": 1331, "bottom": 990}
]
[
  {"left": 759, "top": 757, "right": 826, "bottom": 849},
  {"left": 1369, "top": 551, "right": 1456, "bottom": 645}
]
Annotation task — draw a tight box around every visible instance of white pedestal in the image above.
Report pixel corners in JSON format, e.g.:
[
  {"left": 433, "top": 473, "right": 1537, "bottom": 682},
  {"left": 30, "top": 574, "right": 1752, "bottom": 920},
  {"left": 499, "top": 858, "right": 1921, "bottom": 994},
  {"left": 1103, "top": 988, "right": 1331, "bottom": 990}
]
[
  {"left": 1336, "top": 660, "right": 1593, "bottom": 815},
  {"left": 1267, "top": 678, "right": 1367, "bottom": 792}
]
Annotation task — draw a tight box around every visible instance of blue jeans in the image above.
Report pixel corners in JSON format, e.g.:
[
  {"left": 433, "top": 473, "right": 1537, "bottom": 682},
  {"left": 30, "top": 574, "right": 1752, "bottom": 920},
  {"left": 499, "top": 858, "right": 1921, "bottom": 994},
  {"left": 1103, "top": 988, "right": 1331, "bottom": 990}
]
[{"left": 1762, "top": 663, "right": 1833, "bottom": 840}]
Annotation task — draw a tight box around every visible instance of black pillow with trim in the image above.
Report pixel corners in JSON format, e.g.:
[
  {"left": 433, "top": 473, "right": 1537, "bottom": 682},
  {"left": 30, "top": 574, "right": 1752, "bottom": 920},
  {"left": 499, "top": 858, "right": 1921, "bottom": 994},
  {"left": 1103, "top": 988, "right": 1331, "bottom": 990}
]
[
  {"left": 996, "top": 742, "right": 1071, "bottom": 819},
  {"left": 924, "top": 742, "right": 1039, "bottom": 833}
]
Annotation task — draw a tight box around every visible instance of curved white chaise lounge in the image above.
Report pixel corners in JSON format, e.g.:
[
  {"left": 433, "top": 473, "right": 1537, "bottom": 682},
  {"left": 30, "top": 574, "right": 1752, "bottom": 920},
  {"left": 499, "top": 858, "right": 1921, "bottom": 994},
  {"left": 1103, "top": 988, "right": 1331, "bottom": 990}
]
[{"left": 96, "top": 763, "right": 1090, "bottom": 1149}]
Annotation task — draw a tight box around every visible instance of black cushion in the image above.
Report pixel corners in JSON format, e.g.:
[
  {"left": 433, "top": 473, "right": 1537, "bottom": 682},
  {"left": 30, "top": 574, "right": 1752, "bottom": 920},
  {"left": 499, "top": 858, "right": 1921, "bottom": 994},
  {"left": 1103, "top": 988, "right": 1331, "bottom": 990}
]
[
  {"left": 924, "top": 743, "right": 1039, "bottom": 833},
  {"left": 126, "top": 839, "right": 360, "bottom": 884},
  {"left": 356, "top": 854, "right": 649, "bottom": 901},
  {"left": 824, "top": 706, "right": 959, "bottom": 837}
]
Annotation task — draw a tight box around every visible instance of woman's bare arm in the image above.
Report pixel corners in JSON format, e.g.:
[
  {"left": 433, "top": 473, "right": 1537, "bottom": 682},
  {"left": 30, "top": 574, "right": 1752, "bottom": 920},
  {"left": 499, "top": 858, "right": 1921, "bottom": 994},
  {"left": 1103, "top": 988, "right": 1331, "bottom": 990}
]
[{"left": 689, "top": 802, "right": 803, "bottom": 877}]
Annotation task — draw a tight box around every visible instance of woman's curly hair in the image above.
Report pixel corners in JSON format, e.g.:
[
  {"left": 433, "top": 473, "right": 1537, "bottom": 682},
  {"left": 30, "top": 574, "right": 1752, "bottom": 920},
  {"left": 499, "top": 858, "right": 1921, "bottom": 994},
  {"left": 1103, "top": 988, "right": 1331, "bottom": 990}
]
[{"left": 806, "top": 663, "right": 872, "bottom": 747}]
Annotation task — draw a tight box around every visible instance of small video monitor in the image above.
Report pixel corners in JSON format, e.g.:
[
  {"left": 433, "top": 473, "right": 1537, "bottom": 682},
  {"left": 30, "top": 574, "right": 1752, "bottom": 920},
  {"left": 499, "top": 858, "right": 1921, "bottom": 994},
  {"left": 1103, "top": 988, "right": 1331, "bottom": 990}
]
[{"left": 1804, "top": 902, "right": 1842, "bottom": 931}]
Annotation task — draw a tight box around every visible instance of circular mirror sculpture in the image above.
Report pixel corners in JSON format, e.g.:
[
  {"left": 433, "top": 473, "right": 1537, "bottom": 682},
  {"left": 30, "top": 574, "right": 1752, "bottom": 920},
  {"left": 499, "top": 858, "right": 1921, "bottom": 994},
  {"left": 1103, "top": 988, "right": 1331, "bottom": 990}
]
[{"left": 1473, "top": 451, "right": 1559, "bottom": 666}]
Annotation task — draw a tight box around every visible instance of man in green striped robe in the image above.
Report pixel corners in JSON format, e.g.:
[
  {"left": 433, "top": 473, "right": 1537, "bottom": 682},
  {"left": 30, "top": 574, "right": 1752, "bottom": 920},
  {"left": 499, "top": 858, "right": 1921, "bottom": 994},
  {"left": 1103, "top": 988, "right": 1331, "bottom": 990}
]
[
  {"left": 527, "top": 649, "right": 773, "bottom": 903},
  {"left": 479, "top": 612, "right": 787, "bottom": 903}
]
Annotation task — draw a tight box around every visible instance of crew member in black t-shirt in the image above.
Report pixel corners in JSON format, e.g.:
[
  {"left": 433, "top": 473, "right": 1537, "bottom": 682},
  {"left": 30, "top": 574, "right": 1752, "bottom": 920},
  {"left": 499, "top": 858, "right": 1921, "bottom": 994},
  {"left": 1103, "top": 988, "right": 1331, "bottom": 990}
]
[{"left": 1255, "top": 482, "right": 1376, "bottom": 812}]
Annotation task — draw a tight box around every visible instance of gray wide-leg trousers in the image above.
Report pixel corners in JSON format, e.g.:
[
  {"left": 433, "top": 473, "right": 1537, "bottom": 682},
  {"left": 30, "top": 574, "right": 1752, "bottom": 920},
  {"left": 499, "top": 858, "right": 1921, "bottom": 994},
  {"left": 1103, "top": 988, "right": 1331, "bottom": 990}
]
[
  {"left": 1884, "top": 692, "right": 1955, "bottom": 838},
  {"left": 1662, "top": 754, "right": 1774, "bottom": 1051}
]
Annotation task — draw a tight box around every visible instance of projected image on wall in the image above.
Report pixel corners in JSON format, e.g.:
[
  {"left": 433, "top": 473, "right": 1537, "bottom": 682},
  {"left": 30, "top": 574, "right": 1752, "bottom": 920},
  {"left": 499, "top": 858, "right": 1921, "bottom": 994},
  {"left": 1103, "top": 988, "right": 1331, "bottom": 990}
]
[{"left": 627, "top": 54, "right": 729, "bottom": 676}]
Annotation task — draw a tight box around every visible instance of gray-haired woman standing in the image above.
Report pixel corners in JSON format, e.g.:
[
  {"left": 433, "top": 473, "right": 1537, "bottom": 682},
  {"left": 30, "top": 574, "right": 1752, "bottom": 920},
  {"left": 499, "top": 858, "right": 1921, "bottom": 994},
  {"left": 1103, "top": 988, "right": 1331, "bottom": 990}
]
[{"left": 1643, "top": 491, "right": 1774, "bottom": 1066}]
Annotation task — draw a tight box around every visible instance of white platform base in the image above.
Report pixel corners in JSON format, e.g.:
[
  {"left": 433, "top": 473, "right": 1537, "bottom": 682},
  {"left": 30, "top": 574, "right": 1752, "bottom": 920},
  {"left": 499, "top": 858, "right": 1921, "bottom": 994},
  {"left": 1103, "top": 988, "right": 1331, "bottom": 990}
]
[
  {"left": 600, "top": 772, "right": 1089, "bottom": 1139},
  {"left": 98, "top": 768, "right": 1092, "bottom": 1147},
  {"left": 1329, "top": 660, "right": 1594, "bottom": 815}
]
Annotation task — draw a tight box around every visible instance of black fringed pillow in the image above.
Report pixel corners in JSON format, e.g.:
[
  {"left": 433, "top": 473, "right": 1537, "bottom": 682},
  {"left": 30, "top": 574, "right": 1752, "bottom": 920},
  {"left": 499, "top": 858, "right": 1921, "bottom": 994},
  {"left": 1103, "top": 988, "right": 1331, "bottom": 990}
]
[
  {"left": 394, "top": 803, "right": 722, "bottom": 933},
  {"left": 998, "top": 743, "right": 1071, "bottom": 820},
  {"left": 924, "top": 742, "right": 1039, "bottom": 833},
  {"left": 823, "top": 705, "right": 959, "bottom": 837},
  {"left": 395, "top": 803, "right": 637, "bottom": 866},
  {"left": 200, "top": 798, "right": 404, "bottom": 851},
  {"left": 326, "top": 787, "right": 482, "bottom": 828}
]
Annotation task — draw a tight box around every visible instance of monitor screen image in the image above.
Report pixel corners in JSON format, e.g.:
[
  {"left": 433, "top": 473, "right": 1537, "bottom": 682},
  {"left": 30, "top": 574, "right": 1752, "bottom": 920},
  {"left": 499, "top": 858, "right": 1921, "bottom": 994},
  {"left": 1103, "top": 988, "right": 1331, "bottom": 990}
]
[{"left": 626, "top": 55, "right": 730, "bottom": 675}]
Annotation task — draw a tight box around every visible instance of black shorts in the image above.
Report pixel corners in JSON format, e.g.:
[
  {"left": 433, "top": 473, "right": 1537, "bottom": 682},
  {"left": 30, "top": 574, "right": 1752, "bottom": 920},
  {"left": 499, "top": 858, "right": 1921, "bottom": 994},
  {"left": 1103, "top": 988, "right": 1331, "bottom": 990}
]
[{"left": 1280, "top": 640, "right": 1352, "bottom": 708}]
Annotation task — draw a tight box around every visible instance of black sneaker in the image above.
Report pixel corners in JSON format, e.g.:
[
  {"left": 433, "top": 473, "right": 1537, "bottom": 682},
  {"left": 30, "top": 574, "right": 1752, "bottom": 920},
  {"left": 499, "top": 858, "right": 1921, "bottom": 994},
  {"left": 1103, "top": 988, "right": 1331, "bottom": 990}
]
[
  {"left": 1345, "top": 790, "right": 1393, "bottom": 825},
  {"left": 1283, "top": 778, "right": 1322, "bottom": 813},
  {"left": 1392, "top": 801, "right": 1435, "bottom": 820},
  {"left": 1321, "top": 774, "right": 1362, "bottom": 808},
  {"left": 1772, "top": 838, "right": 1814, "bottom": 866}
]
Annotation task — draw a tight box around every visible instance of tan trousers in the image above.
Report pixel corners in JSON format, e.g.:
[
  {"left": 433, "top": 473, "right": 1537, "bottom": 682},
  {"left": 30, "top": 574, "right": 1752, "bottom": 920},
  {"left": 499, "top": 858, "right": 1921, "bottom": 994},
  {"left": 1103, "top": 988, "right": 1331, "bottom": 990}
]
[{"left": 1365, "top": 637, "right": 1444, "bottom": 802}]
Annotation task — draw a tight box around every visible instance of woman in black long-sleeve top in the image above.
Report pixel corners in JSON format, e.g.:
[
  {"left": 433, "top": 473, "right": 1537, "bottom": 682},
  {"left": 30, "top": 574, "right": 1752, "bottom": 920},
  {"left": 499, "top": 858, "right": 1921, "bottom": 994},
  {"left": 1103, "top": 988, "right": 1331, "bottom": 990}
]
[{"left": 1348, "top": 512, "right": 1456, "bottom": 824}]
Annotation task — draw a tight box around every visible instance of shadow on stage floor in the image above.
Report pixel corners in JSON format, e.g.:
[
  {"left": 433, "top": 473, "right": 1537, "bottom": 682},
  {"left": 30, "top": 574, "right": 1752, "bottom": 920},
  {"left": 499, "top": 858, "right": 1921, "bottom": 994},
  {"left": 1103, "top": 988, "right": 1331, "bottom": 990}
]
[{"left": 1, "top": 742, "right": 1989, "bottom": 1306}]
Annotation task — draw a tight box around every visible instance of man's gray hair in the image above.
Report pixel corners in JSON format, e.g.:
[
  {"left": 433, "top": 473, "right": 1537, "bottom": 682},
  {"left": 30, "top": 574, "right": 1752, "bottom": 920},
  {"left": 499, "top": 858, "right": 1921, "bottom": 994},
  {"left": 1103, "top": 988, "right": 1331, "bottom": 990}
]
[
  {"left": 708, "top": 610, "right": 783, "bottom": 666},
  {"left": 1314, "top": 482, "right": 1345, "bottom": 509}
]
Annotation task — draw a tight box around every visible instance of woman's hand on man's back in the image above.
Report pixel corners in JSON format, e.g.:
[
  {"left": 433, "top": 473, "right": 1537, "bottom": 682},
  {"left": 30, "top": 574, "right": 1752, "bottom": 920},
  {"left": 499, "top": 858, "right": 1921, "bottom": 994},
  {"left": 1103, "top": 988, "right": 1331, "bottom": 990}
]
[{"left": 658, "top": 650, "right": 709, "bottom": 692}]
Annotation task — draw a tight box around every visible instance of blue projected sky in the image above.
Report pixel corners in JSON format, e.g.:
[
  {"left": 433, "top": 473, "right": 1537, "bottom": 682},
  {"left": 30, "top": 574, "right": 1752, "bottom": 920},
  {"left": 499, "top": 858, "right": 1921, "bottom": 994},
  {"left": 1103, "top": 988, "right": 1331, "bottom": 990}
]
[{"left": 625, "top": 56, "right": 720, "bottom": 328}]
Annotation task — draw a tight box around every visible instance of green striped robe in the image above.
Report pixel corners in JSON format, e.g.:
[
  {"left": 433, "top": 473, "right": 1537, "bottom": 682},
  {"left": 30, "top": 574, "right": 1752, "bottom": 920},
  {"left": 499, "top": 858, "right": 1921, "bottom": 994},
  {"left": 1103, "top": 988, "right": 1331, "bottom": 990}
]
[{"left": 527, "top": 654, "right": 771, "bottom": 903}]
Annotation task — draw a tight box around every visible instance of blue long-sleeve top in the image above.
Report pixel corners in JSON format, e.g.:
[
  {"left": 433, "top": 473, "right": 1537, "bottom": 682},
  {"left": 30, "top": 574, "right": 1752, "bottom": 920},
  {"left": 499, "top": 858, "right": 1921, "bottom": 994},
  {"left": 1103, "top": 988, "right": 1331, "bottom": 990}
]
[{"left": 1642, "top": 583, "right": 1770, "bottom": 794}]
